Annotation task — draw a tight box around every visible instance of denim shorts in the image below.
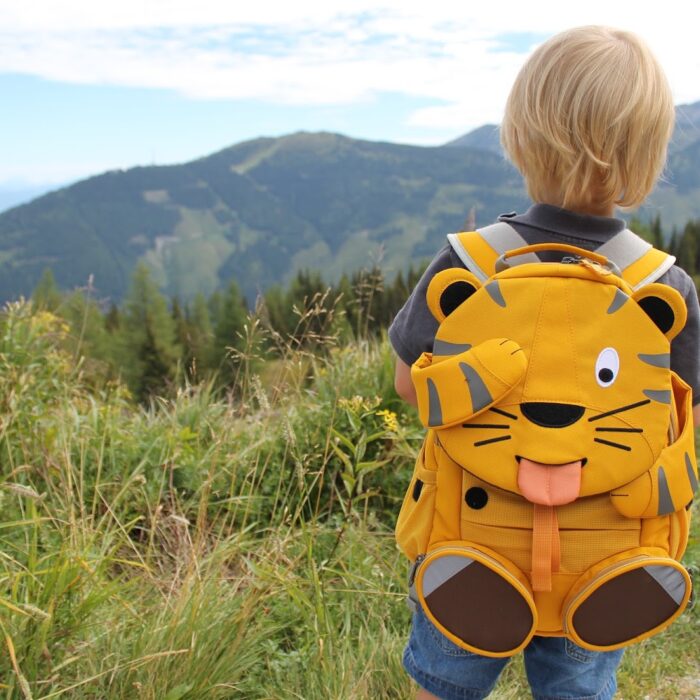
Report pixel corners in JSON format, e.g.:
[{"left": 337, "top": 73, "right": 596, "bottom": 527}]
[{"left": 403, "top": 609, "right": 624, "bottom": 700}]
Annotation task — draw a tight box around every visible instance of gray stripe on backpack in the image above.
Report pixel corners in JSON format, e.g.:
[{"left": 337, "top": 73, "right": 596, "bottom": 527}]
[
  {"left": 607, "top": 289, "right": 629, "bottom": 314},
  {"left": 427, "top": 379, "right": 443, "bottom": 427},
  {"left": 643, "top": 565, "right": 687, "bottom": 606},
  {"left": 422, "top": 555, "right": 474, "bottom": 598},
  {"left": 657, "top": 466, "right": 674, "bottom": 515},
  {"left": 686, "top": 453, "right": 699, "bottom": 492},
  {"left": 459, "top": 362, "right": 493, "bottom": 413},
  {"left": 643, "top": 389, "right": 671, "bottom": 404},
  {"left": 638, "top": 353, "right": 671, "bottom": 368},
  {"left": 433, "top": 340, "right": 472, "bottom": 356}
]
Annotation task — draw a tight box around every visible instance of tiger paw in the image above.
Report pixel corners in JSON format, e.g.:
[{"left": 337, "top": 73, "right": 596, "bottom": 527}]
[
  {"left": 411, "top": 338, "right": 527, "bottom": 429},
  {"left": 565, "top": 556, "right": 692, "bottom": 650},
  {"left": 414, "top": 544, "right": 537, "bottom": 657}
]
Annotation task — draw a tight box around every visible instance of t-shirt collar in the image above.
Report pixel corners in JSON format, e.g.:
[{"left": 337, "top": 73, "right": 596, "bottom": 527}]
[{"left": 499, "top": 203, "right": 627, "bottom": 243}]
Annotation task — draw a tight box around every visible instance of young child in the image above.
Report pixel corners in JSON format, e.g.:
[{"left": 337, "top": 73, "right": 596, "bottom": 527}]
[{"left": 389, "top": 26, "right": 700, "bottom": 700}]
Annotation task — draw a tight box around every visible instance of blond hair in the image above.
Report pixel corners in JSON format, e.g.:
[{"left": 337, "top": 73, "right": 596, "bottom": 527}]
[{"left": 500, "top": 26, "right": 674, "bottom": 211}]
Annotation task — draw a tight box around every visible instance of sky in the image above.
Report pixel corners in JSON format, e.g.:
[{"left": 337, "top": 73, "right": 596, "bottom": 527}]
[{"left": 1, "top": 1, "right": 699, "bottom": 197}]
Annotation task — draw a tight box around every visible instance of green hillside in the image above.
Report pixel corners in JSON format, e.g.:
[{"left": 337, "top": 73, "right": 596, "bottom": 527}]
[
  {"left": 1, "top": 101, "right": 700, "bottom": 304},
  {"left": 0, "top": 133, "right": 528, "bottom": 303}
]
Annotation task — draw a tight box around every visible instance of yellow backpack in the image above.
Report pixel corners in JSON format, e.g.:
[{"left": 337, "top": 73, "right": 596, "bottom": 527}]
[{"left": 396, "top": 225, "right": 698, "bottom": 657}]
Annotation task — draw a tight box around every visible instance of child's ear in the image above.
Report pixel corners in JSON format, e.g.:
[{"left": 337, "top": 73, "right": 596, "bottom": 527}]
[
  {"left": 632, "top": 283, "right": 687, "bottom": 341},
  {"left": 426, "top": 268, "right": 483, "bottom": 322}
]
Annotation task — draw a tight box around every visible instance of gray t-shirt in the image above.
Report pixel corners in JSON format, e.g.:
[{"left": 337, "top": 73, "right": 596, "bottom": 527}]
[{"left": 388, "top": 203, "right": 700, "bottom": 405}]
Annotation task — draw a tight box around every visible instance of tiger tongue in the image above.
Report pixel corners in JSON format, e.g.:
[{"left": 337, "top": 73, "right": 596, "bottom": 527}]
[{"left": 517, "top": 458, "right": 582, "bottom": 506}]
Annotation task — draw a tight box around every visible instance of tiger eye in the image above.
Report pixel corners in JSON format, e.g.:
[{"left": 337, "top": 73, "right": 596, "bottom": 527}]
[{"left": 598, "top": 368, "right": 614, "bottom": 383}]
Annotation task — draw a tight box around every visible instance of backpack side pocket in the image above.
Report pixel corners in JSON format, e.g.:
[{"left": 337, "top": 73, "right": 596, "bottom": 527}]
[{"left": 396, "top": 437, "right": 438, "bottom": 561}]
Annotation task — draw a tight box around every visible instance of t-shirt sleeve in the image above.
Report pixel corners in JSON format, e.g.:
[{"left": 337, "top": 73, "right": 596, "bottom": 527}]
[
  {"left": 388, "top": 245, "right": 456, "bottom": 365},
  {"left": 668, "top": 268, "right": 700, "bottom": 405}
]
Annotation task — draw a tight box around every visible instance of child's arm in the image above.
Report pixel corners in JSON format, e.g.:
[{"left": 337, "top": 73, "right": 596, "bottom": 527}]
[{"left": 394, "top": 357, "right": 417, "bottom": 407}]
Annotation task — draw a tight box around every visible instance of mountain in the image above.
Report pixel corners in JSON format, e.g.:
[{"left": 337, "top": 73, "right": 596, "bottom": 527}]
[
  {"left": 0, "top": 184, "right": 61, "bottom": 214},
  {"left": 443, "top": 125, "right": 502, "bottom": 154},
  {"left": 445, "top": 102, "right": 700, "bottom": 157},
  {"left": 0, "top": 132, "right": 528, "bottom": 304},
  {"left": 670, "top": 102, "right": 700, "bottom": 153},
  {"left": 2, "top": 101, "right": 700, "bottom": 305},
  {"left": 443, "top": 102, "right": 700, "bottom": 234}
]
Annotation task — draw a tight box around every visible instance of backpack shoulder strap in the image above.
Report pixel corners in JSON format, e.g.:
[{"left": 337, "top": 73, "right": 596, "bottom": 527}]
[
  {"left": 448, "top": 223, "right": 675, "bottom": 289},
  {"left": 595, "top": 228, "right": 676, "bottom": 290},
  {"left": 446, "top": 222, "right": 538, "bottom": 281}
]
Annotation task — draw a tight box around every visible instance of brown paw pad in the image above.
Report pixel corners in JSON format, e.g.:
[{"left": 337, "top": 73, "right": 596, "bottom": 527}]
[
  {"left": 571, "top": 564, "right": 689, "bottom": 647},
  {"left": 420, "top": 554, "right": 534, "bottom": 654}
]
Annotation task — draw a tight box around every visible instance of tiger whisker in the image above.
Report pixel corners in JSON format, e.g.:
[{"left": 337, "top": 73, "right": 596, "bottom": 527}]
[
  {"left": 462, "top": 424, "right": 510, "bottom": 429},
  {"left": 490, "top": 407, "right": 518, "bottom": 420},
  {"left": 588, "top": 399, "right": 651, "bottom": 422},
  {"left": 595, "top": 427, "right": 643, "bottom": 433},
  {"left": 474, "top": 436, "right": 512, "bottom": 447},
  {"left": 594, "top": 437, "right": 631, "bottom": 451}
]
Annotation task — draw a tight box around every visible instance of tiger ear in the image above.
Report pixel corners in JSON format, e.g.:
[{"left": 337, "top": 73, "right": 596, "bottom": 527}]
[
  {"left": 632, "top": 283, "right": 687, "bottom": 341},
  {"left": 426, "top": 268, "right": 483, "bottom": 323}
]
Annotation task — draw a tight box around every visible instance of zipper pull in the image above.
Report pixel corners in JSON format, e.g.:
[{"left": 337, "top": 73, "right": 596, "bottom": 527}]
[
  {"left": 409, "top": 554, "right": 426, "bottom": 587},
  {"left": 406, "top": 554, "right": 426, "bottom": 614}
]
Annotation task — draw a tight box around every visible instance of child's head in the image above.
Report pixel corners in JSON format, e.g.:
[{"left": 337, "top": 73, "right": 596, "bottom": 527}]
[{"left": 500, "top": 26, "right": 674, "bottom": 213}]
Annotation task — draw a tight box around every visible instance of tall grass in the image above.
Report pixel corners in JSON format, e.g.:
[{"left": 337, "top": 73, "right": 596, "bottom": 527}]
[{"left": 0, "top": 299, "right": 697, "bottom": 699}]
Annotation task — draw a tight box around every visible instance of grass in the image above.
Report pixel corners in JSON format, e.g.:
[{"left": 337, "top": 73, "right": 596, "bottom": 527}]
[{"left": 0, "top": 300, "right": 698, "bottom": 699}]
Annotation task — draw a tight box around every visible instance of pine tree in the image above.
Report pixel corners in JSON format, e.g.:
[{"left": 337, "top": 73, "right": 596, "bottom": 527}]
[
  {"left": 650, "top": 214, "right": 665, "bottom": 250},
  {"left": 63, "top": 289, "right": 115, "bottom": 380},
  {"left": 187, "top": 292, "right": 214, "bottom": 377},
  {"left": 31, "top": 268, "right": 62, "bottom": 312},
  {"left": 121, "top": 262, "right": 180, "bottom": 402},
  {"left": 105, "top": 302, "right": 121, "bottom": 333},
  {"left": 675, "top": 223, "right": 698, "bottom": 276},
  {"left": 211, "top": 280, "right": 248, "bottom": 384},
  {"left": 261, "top": 285, "right": 289, "bottom": 340},
  {"left": 171, "top": 296, "right": 193, "bottom": 383},
  {"left": 139, "top": 315, "right": 175, "bottom": 400}
]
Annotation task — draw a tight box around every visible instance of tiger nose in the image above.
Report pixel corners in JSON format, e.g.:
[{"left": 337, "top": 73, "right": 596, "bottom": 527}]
[{"left": 521, "top": 402, "right": 584, "bottom": 428}]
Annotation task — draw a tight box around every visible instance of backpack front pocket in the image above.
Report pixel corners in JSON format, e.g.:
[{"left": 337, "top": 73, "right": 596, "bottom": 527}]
[
  {"left": 413, "top": 542, "right": 537, "bottom": 657},
  {"left": 563, "top": 549, "right": 692, "bottom": 651}
]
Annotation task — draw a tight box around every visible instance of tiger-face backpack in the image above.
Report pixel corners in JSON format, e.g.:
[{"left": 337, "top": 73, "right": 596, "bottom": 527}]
[{"left": 395, "top": 224, "right": 698, "bottom": 657}]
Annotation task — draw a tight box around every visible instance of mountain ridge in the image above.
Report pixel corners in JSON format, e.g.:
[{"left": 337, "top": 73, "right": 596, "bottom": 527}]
[{"left": 2, "top": 102, "right": 699, "bottom": 304}]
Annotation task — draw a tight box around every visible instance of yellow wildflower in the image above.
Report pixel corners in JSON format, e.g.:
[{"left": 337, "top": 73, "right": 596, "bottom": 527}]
[{"left": 376, "top": 409, "right": 399, "bottom": 432}]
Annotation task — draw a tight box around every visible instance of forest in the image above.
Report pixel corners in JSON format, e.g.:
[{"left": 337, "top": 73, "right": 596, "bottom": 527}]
[{"left": 27, "top": 215, "right": 700, "bottom": 404}]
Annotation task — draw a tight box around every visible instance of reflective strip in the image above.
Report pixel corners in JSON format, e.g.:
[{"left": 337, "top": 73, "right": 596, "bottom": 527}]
[
  {"left": 422, "top": 555, "right": 474, "bottom": 597},
  {"left": 656, "top": 466, "right": 674, "bottom": 515},
  {"left": 596, "top": 229, "right": 652, "bottom": 271},
  {"left": 686, "top": 453, "right": 699, "bottom": 492},
  {"left": 644, "top": 565, "right": 687, "bottom": 606},
  {"left": 427, "top": 378, "right": 443, "bottom": 427},
  {"left": 643, "top": 389, "right": 672, "bottom": 404},
  {"left": 485, "top": 280, "right": 506, "bottom": 307},
  {"left": 618, "top": 246, "right": 676, "bottom": 290},
  {"left": 433, "top": 339, "right": 472, "bottom": 356},
  {"left": 631, "top": 253, "right": 676, "bottom": 290},
  {"left": 479, "top": 222, "right": 534, "bottom": 255},
  {"left": 596, "top": 230, "right": 675, "bottom": 288},
  {"left": 459, "top": 362, "right": 493, "bottom": 413},
  {"left": 607, "top": 289, "right": 629, "bottom": 314},
  {"left": 447, "top": 232, "right": 490, "bottom": 281},
  {"left": 447, "top": 223, "right": 535, "bottom": 280},
  {"left": 448, "top": 223, "right": 673, "bottom": 289},
  {"left": 638, "top": 353, "right": 671, "bottom": 368}
]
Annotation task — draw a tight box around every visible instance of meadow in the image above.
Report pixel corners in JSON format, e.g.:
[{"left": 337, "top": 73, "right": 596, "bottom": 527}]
[{"left": 0, "top": 300, "right": 697, "bottom": 699}]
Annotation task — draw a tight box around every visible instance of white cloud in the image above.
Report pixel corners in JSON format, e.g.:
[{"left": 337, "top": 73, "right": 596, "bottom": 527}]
[{"left": 1, "top": 1, "right": 699, "bottom": 132}]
